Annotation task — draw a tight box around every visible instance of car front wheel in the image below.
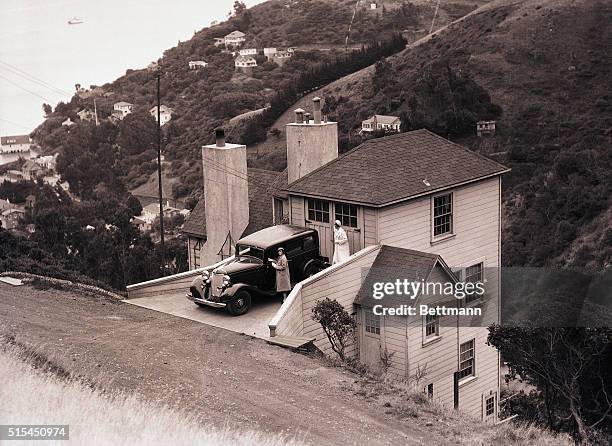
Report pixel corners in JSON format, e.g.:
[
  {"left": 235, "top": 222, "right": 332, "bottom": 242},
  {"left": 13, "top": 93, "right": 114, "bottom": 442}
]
[{"left": 227, "top": 290, "right": 251, "bottom": 316}]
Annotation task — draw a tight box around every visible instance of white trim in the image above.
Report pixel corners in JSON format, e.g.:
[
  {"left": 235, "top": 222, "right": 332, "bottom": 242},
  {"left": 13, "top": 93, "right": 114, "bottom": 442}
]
[
  {"left": 268, "top": 245, "right": 380, "bottom": 336},
  {"left": 430, "top": 191, "right": 454, "bottom": 243}
]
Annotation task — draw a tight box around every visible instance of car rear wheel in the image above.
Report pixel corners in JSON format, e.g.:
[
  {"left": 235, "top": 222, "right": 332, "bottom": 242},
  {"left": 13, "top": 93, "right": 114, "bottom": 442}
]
[
  {"left": 227, "top": 290, "right": 251, "bottom": 316},
  {"left": 304, "top": 262, "right": 324, "bottom": 278}
]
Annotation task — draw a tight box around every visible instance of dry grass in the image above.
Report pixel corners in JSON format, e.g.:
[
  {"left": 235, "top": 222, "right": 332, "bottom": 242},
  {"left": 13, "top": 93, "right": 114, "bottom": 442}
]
[{"left": 0, "top": 348, "right": 305, "bottom": 446}]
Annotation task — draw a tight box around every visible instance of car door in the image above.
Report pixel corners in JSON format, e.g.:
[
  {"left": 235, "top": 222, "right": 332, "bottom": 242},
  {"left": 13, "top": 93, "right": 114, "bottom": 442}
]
[{"left": 281, "top": 239, "right": 303, "bottom": 284}]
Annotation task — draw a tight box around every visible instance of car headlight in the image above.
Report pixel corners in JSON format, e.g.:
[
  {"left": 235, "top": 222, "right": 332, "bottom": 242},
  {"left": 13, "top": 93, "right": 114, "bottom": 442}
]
[
  {"left": 222, "top": 275, "right": 231, "bottom": 286},
  {"left": 201, "top": 271, "right": 211, "bottom": 284}
]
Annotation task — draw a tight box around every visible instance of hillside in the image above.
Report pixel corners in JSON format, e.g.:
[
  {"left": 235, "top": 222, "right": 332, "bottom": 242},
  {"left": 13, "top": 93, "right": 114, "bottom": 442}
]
[
  {"left": 31, "top": 0, "right": 490, "bottom": 205},
  {"left": 283, "top": 0, "right": 612, "bottom": 269}
]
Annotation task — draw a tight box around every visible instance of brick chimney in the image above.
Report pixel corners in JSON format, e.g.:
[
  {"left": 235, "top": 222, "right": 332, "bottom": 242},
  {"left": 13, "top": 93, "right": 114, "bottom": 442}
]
[
  {"left": 200, "top": 128, "right": 249, "bottom": 265},
  {"left": 286, "top": 98, "right": 338, "bottom": 184}
]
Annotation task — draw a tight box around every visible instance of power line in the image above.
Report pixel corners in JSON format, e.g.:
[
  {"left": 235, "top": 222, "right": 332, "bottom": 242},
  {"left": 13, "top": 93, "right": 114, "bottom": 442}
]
[
  {"left": 0, "top": 117, "right": 32, "bottom": 132},
  {"left": 0, "top": 73, "right": 52, "bottom": 103},
  {"left": 0, "top": 60, "right": 73, "bottom": 97}
]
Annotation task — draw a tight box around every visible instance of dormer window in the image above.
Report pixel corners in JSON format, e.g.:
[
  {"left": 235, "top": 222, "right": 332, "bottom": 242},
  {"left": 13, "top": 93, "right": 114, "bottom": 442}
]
[{"left": 433, "top": 193, "right": 453, "bottom": 237}]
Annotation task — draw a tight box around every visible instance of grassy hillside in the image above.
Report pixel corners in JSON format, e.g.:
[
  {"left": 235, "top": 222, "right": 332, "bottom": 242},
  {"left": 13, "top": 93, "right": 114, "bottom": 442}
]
[
  {"left": 31, "top": 0, "right": 489, "bottom": 206},
  {"left": 296, "top": 0, "right": 612, "bottom": 269}
]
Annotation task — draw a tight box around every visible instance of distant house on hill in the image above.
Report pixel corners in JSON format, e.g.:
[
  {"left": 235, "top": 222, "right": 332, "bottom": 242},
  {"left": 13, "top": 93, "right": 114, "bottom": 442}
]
[
  {"left": 214, "top": 37, "right": 225, "bottom": 46},
  {"left": 113, "top": 101, "right": 134, "bottom": 120},
  {"left": 235, "top": 55, "right": 257, "bottom": 69},
  {"left": 273, "top": 50, "right": 292, "bottom": 66},
  {"left": 34, "top": 154, "right": 57, "bottom": 170},
  {"left": 188, "top": 60, "right": 208, "bottom": 70},
  {"left": 147, "top": 61, "right": 159, "bottom": 71},
  {"left": 0, "top": 207, "right": 25, "bottom": 231},
  {"left": 263, "top": 47, "right": 277, "bottom": 59},
  {"left": 224, "top": 30, "right": 246, "bottom": 47},
  {"left": 150, "top": 105, "right": 173, "bottom": 126},
  {"left": 477, "top": 120, "right": 496, "bottom": 137},
  {"left": 77, "top": 109, "right": 95, "bottom": 122},
  {"left": 21, "top": 160, "right": 44, "bottom": 180},
  {"left": 239, "top": 48, "right": 257, "bottom": 56},
  {"left": 61, "top": 118, "right": 75, "bottom": 127},
  {"left": 0, "top": 135, "right": 31, "bottom": 153},
  {"left": 361, "top": 115, "right": 402, "bottom": 133}
]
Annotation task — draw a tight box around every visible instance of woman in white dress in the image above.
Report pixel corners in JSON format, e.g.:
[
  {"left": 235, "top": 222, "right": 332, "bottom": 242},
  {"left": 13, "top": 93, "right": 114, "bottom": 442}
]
[{"left": 332, "top": 220, "right": 350, "bottom": 264}]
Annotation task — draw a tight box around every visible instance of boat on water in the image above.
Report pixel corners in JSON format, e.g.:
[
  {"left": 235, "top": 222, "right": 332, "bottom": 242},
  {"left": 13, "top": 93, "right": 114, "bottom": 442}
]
[{"left": 68, "top": 17, "right": 84, "bottom": 25}]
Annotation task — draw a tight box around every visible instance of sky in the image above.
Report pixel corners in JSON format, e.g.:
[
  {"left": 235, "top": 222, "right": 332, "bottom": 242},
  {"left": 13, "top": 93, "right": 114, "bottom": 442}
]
[{"left": 0, "top": 0, "right": 265, "bottom": 136}]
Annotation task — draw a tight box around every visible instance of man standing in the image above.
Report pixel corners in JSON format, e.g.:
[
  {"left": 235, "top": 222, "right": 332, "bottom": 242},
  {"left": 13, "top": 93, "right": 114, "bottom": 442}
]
[
  {"left": 271, "top": 247, "right": 291, "bottom": 301},
  {"left": 333, "top": 220, "right": 350, "bottom": 264}
]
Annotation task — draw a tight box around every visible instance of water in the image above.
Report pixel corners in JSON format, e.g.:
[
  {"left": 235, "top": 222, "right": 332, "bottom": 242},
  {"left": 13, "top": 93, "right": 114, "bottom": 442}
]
[
  {"left": 0, "top": 0, "right": 264, "bottom": 140},
  {"left": 0, "top": 151, "right": 35, "bottom": 166}
]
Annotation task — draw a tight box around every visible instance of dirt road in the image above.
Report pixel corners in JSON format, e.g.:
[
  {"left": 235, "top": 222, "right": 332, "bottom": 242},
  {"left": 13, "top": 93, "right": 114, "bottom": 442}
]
[{"left": 0, "top": 283, "right": 446, "bottom": 445}]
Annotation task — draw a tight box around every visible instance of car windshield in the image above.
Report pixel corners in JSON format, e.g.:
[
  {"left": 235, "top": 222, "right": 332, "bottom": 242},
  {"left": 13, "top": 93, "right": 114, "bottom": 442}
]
[{"left": 235, "top": 244, "right": 264, "bottom": 262}]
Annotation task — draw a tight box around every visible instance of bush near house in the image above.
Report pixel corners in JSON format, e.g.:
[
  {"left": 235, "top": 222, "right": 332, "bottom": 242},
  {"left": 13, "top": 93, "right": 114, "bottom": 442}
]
[{"left": 312, "top": 298, "right": 356, "bottom": 361}]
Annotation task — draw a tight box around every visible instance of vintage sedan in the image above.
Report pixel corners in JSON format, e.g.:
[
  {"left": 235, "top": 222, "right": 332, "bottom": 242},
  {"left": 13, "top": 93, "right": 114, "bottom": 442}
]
[{"left": 186, "top": 225, "right": 330, "bottom": 315}]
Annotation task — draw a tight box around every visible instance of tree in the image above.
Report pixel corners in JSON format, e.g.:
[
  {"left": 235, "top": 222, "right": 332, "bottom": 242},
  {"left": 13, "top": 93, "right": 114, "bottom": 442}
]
[
  {"left": 233, "top": 1, "right": 247, "bottom": 16},
  {"left": 42, "top": 103, "right": 52, "bottom": 117},
  {"left": 312, "top": 298, "right": 356, "bottom": 360},
  {"left": 488, "top": 326, "right": 612, "bottom": 442}
]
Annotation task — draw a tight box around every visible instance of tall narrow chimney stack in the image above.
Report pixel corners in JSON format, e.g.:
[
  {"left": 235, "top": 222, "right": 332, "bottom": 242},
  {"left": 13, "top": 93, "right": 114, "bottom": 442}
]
[
  {"left": 215, "top": 128, "right": 225, "bottom": 147},
  {"left": 295, "top": 108, "right": 304, "bottom": 124},
  {"left": 304, "top": 112, "right": 311, "bottom": 123},
  {"left": 313, "top": 97, "right": 322, "bottom": 124}
]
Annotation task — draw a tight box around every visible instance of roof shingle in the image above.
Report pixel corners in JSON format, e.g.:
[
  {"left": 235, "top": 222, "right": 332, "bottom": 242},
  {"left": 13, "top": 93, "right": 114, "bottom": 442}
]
[{"left": 284, "top": 129, "right": 509, "bottom": 206}]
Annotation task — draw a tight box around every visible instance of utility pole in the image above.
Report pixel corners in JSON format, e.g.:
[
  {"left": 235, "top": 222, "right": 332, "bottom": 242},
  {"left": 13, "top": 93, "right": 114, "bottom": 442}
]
[
  {"left": 156, "top": 71, "right": 166, "bottom": 275},
  {"left": 93, "top": 98, "right": 99, "bottom": 126}
]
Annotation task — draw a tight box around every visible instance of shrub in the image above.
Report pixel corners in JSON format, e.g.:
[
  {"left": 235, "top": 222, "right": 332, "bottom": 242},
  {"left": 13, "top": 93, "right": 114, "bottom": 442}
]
[{"left": 311, "top": 298, "right": 356, "bottom": 361}]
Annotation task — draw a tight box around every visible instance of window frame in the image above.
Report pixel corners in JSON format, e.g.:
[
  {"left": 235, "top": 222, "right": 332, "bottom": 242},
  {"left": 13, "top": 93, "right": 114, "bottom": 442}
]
[
  {"left": 485, "top": 395, "right": 496, "bottom": 417},
  {"left": 459, "top": 339, "right": 476, "bottom": 380},
  {"left": 334, "top": 202, "right": 358, "bottom": 228},
  {"left": 192, "top": 238, "right": 203, "bottom": 269},
  {"left": 431, "top": 192, "right": 454, "bottom": 241},
  {"left": 307, "top": 198, "right": 330, "bottom": 223},
  {"left": 364, "top": 309, "right": 380, "bottom": 335},
  {"left": 422, "top": 313, "right": 440, "bottom": 345},
  {"left": 454, "top": 258, "right": 486, "bottom": 306},
  {"left": 464, "top": 262, "right": 484, "bottom": 304}
]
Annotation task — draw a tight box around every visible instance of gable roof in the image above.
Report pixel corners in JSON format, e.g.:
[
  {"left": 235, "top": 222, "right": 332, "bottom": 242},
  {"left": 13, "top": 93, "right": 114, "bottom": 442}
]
[
  {"left": 354, "top": 245, "right": 455, "bottom": 308},
  {"left": 225, "top": 30, "right": 245, "bottom": 38},
  {"left": 283, "top": 129, "right": 509, "bottom": 206},
  {"left": 363, "top": 114, "right": 401, "bottom": 125},
  {"left": 1, "top": 135, "right": 30, "bottom": 145},
  {"left": 114, "top": 101, "right": 133, "bottom": 107},
  {"left": 235, "top": 55, "right": 256, "bottom": 63},
  {"left": 182, "top": 168, "right": 281, "bottom": 239}
]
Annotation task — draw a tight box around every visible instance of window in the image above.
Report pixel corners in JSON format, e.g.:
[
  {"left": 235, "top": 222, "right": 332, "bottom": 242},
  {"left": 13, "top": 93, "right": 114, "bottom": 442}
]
[
  {"left": 433, "top": 193, "right": 453, "bottom": 237},
  {"left": 283, "top": 240, "right": 302, "bottom": 258},
  {"left": 274, "top": 198, "right": 285, "bottom": 224},
  {"left": 302, "top": 235, "right": 317, "bottom": 251},
  {"left": 424, "top": 314, "right": 439, "bottom": 337},
  {"left": 307, "top": 199, "right": 330, "bottom": 223},
  {"left": 192, "top": 239, "right": 203, "bottom": 269},
  {"left": 464, "top": 262, "right": 484, "bottom": 304},
  {"left": 459, "top": 339, "right": 475, "bottom": 379},
  {"left": 365, "top": 310, "right": 380, "bottom": 335},
  {"left": 426, "top": 383, "right": 434, "bottom": 398},
  {"left": 335, "top": 202, "right": 358, "bottom": 228},
  {"left": 485, "top": 395, "right": 495, "bottom": 416}
]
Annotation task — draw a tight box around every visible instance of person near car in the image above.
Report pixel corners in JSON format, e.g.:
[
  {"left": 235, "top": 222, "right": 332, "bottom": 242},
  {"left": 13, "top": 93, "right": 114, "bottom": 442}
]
[
  {"left": 271, "top": 247, "right": 291, "bottom": 300},
  {"left": 332, "top": 220, "right": 350, "bottom": 264}
]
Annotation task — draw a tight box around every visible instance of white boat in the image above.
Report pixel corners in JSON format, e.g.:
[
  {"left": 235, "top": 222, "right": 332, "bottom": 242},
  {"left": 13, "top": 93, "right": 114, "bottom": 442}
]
[{"left": 68, "top": 17, "right": 84, "bottom": 25}]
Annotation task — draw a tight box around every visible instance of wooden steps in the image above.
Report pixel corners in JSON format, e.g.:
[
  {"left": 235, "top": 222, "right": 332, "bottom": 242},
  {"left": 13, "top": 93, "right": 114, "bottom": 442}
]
[{"left": 265, "top": 336, "right": 315, "bottom": 351}]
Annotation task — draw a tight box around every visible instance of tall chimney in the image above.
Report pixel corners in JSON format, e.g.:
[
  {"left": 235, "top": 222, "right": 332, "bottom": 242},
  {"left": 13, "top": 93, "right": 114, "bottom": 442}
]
[
  {"left": 313, "top": 97, "right": 322, "bottom": 124},
  {"left": 286, "top": 107, "right": 338, "bottom": 184},
  {"left": 295, "top": 108, "right": 304, "bottom": 124},
  {"left": 200, "top": 132, "right": 249, "bottom": 265},
  {"left": 215, "top": 128, "right": 225, "bottom": 147}
]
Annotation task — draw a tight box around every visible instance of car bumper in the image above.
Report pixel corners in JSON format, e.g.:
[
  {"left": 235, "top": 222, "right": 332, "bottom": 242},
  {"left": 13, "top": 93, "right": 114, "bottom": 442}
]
[{"left": 185, "top": 292, "right": 227, "bottom": 308}]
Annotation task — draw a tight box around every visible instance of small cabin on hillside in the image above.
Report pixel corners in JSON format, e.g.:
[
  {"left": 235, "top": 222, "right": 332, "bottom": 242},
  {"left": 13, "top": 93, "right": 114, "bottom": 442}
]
[
  {"left": 477, "top": 120, "right": 496, "bottom": 137},
  {"left": 224, "top": 30, "right": 246, "bottom": 47},
  {"left": 361, "top": 114, "right": 401, "bottom": 133},
  {"left": 150, "top": 105, "right": 173, "bottom": 126},
  {"left": 189, "top": 61, "right": 208, "bottom": 70},
  {"left": 113, "top": 101, "right": 134, "bottom": 120}
]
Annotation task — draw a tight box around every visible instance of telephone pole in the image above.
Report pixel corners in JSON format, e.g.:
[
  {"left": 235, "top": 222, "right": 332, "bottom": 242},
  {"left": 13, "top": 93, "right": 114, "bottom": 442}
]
[{"left": 156, "top": 71, "right": 166, "bottom": 275}]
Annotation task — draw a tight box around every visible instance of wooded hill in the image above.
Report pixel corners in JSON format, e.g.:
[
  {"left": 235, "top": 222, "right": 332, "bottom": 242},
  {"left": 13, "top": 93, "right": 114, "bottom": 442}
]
[{"left": 31, "top": 0, "right": 485, "bottom": 207}]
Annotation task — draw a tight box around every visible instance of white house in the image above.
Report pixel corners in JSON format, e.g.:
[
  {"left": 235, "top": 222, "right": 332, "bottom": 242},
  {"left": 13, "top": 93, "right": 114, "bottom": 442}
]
[
  {"left": 188, "top": 60, "right": 208, "bottom": 70},
  {"left": 128, "top": 98, "right": 510, "bottom": 422},
  {"left": 361, "top": 114, "right": 402, "bottom": 133},
  {"left": 234, "top": 55, "right": 257, "bottom": 69},
  {"left": 113, "top": 102, "right": 134, "bottom": 120},
  {"left": 150, "top": 105, "right": 173, "bottom": 126},
  {"left": 239, "top": 48, "right": 257, "bottom": 56},
  {"left": 263, "top": 47, "right": 277, "bottom": 58},
  {"left": 61, "top": 118, "right": 75, "bottom": 127},
  {"left": 214, "top": 37, "right": 225, "bottom": 46},
  {"left": 147, "top": 61, "right": 159, "bottom": 71},
  {"left": 33, "top": 154, "right": 57, "bottom": 170},
  {"left": 224, "top": 30, "right": 246, "bottom": 47},
  {"left": 477, "top": 120, "right": 496, "bottom": 137},
  {"left": 273, "top": 50, "right": 292, "bottom": 66},
  {"left": 0, "top": 135, "right": 31, "bottom": 153}
]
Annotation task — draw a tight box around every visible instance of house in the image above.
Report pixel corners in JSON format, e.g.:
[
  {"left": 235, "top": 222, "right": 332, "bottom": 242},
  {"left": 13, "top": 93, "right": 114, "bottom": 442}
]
[
  {"left": 0, "top": 170, "right": 24, "bottom": 183},
  {"left": 147, "top": 61, "right": 159, "bottom": 71},
  {"left": 77, "top": 109, "right": 94, "bottom": 122},
  {"left": 361, "top": 114, "right": 402, "bottom": 133},
  {"left": 272, "top": 51, "right": 292, "bottom": 66},
  {"left": 61, "top": 118, "right": 75, "bottom": 127},
  {"left": 239, "top": 48, "right": 257, "bottom": 56},
  {"left": 130, "top": 97, "right": 510, "bottom": 422},
  {"left": 477, "top": 120, "right": 496, "bottom": 137},
  {"left": 0, "top": 135, "right": 31, "bottom": 153},
  {"left": 21, "top": 160, "right": 44, "bottom": 180},
  {"left": 213, "top": 37, "right": 225, "bottom": 46},
  {"left": 188, "top": 61, "right": 208, "bottom": 70},
  {"left": 370, "top": 2, "right": 377, "bottom": 9},
  {"left": 263, "top": 47, "right": 277, "bottom": 59},
  {"left": 224, "top": 30, "right": 246, "bottom": 47},
  {"left": 0, "top": 207, "right": 25, "bottom": 230},
  {"left": 33, "top": 154, "right": 57, "bottom": 171},
  {"left": 150, "top": 105, "right": 173, "bottom": 126},
  {"left": 234, "top": 55, "right": 257, "bottom": 68},
  {"left": 113, "top": 102, "right": 134, "bottom": 120}
]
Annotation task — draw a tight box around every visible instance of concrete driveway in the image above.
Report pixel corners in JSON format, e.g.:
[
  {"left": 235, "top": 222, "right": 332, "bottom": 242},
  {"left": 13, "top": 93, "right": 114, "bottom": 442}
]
[{"left": 125, "top": 291, "right": 281, "bottom": 339}]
